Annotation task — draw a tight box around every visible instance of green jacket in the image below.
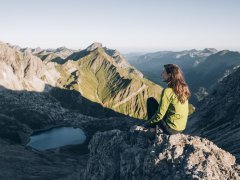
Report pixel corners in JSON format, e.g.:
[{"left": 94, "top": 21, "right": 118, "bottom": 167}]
[{"left": 149, "top": 87, "right": 189, "bottom": 131}]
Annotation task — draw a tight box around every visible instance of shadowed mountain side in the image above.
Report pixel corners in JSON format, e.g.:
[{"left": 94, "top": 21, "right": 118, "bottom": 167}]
[
  {"left": 0, "top": 84, "right": 143, "bottom": 144},
  {"left": 33, "top": 46, "right": 77, "bottom": 63},
  {"left": 0, "top": 84, "right": 137, "bottom": 131},
  {"left": 65, "top": 49, "right": 89, "bottom": 63},
  {"left": 42, "top": 53, "right": 66, "bottom": 64},
  {"left": 186, "top": 50, "right": 240, "bottom": 104},
  {"left": 0, "top": 85, "right": 143, "bottom": 179},
  {"left": 185, "top": 66, "right": 240, "bottom": 163}
]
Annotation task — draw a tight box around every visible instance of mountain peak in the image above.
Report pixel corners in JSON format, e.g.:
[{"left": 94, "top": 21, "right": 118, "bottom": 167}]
[
  {"left": 202, "top": 48, "right": 218, "bottom": 53},
  {"left": 56, "top": 46, "right": 67, "bottom": 51},
  {"left": 86, "top": 42, "right": 103, "bottom": 52},
  {"left": 215, "top": 50, "right": 240, "bottom": 57},
  {"left": 218, "top": 50, "right": 230, "bottom": 56}
]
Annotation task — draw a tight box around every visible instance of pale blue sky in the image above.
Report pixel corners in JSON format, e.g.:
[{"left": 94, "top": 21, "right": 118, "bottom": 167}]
[{"left": 0, "top": 0, "right": 239, "bottom": 52}]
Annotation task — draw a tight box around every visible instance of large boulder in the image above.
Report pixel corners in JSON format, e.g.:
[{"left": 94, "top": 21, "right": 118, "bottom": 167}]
[{"left": 83, "top": 126, "right": 240, "bottom": 180}]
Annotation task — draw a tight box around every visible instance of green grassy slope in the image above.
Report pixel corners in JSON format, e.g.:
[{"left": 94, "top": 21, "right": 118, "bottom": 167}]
[{"left": 55, "top": 46, "right": 162, "bottom": 119}]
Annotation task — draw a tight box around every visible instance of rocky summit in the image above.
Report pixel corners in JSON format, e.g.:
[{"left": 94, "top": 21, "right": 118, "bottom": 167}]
[{"left": 83, "top": 126, "right": 240, "bottom": 180}]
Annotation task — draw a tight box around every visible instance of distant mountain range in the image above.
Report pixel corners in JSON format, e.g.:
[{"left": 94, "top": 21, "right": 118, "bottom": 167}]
[
  {"left": 126, "top": 48, "right": 240, "bottom": 105},
  {"left": 7, "top": 43, "right": 78, "bottom": 58},
  {"left": 186, "top": 50, "right": 240, "bottom": 103},
  {"left": 125, "top": 48, "right": 218, "bottom": 88}
]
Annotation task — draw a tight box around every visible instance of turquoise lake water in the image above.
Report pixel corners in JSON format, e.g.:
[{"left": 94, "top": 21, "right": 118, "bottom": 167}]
[{"left": 27, "top": 127, "right": 86, "bottom": 150}]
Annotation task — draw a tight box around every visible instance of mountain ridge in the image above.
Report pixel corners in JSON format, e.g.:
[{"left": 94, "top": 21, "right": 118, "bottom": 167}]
[
  {"left": 55, "top": 45, "right": 162, "bottom": 119},
  {"left": 0, "top": 40, "right": 162, "bottom": 119}
]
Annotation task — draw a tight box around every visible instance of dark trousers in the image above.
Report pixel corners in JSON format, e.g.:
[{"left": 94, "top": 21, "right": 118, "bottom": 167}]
[{"left": 147, "top": 97, "right": 183, "bottom": 135}]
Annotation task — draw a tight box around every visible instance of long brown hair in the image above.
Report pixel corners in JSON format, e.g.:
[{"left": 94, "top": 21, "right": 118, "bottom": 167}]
[{"left": 164, "top": 64, "right": 191, "bottom": 104}]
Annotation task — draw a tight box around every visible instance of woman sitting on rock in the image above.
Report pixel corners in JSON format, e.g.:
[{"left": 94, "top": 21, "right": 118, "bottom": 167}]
[{"left": 143, "top": 64, "right": 191, "bottom": 135}]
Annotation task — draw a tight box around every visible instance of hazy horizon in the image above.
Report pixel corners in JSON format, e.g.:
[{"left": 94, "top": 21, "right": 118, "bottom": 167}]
[
  {"left": 3, "top": 39, "right": 237, "bottom": 54},
  {"left": 0, "top": 0, "right": 240, "bottom": 53}
]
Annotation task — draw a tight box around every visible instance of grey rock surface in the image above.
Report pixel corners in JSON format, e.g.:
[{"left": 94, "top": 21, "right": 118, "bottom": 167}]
[
  {"left": 0, "top": 41, "right": 59, "bottom": 91},
  {"left": 83, "top": 126, "right": 240, "bottom": 180},
  {"left": 86, "top": 42, "right": 103, "bottom": 52}
]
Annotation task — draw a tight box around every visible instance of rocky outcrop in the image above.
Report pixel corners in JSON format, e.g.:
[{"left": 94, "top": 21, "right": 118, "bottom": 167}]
[{"left": 83, "top": 126, "right": 240, "bottom": 180}]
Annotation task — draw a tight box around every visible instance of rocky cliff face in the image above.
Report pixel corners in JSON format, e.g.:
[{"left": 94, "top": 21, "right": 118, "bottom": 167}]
[
  {"left": 186, "top": 66, "right": 240, "bottom": 163},
  {"left": 0, "top": 42, "right": 60, "bottom": 91},
  {"left": 82, "top": 126, "right": 240, "bottom": 180}
]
